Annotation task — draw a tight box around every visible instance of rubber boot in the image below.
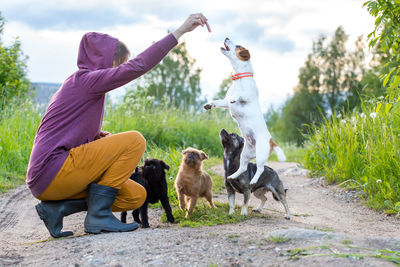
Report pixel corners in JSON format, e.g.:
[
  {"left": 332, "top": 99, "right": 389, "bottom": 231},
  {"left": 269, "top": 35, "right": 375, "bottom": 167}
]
[
  {"left": 35, "top": 199, "right": 87, "bottom": 238},
  {"left": 84, "top": 183, "right": 139, "bottom": 234}
]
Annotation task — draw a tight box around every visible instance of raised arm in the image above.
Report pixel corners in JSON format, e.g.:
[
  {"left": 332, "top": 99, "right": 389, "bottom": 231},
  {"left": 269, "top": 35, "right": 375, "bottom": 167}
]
[{"left": 84, "top": 13, "right": 210, "bottom": 95}]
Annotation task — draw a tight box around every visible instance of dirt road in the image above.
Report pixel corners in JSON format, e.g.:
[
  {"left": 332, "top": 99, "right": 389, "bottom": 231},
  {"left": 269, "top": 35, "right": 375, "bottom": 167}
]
[{"left": 1, "top": 162, "right": 399, "bottom": 266}]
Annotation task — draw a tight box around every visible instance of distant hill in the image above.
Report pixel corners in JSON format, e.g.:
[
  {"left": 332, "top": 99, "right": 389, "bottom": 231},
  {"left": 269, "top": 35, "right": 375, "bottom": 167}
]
[
  {"left": 32, "top": 82, "right": 61, "bottom": 108},
  {"left": 31, "top": 82, "right": 128, "bottom": 110}
]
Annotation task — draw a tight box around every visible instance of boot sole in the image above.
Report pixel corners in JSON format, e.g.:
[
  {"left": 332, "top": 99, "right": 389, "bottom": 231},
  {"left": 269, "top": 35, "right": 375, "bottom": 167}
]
[{"left": 84, "top": 224, "right": 139, "bottom": 234}]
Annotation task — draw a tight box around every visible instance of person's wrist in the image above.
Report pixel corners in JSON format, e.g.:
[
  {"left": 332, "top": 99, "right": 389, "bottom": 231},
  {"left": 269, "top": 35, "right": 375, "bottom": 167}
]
[{"left": 172, "top": 27, "right": 185, "bottom": 41}]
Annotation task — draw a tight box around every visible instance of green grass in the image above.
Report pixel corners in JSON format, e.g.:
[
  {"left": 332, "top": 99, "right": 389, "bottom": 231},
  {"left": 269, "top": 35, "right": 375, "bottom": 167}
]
[
  {"left": 162, "top": 201, "right": 271, "bottom": 227},
  {"left": 285, "top": 244, "right": 400, "bottom": 265},
  {"left": 0, "top": 101, "right": 41, "bottom": 192},
  {"left": 268, "top": 235, "right": 291, "bottom": 243},
  {"left": 303, "top": 98, "right": 400, "bottom": 216}
]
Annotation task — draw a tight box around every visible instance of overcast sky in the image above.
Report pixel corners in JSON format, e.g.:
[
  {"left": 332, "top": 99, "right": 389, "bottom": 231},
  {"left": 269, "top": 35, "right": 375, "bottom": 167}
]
[{"left": 1, "top": 0, "right": 375, "bottom": 111}]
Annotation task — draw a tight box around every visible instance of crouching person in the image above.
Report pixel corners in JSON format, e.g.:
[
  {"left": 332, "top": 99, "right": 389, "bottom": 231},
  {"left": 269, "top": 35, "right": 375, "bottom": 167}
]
[{"left": 25, "top": 13, "right": 211, "bottom": 238}]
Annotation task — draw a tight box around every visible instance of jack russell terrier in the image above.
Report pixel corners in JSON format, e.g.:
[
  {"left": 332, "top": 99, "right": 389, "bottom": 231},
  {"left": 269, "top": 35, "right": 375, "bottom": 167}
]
[{"left": 204, "top": 38, "right": 286, "bottom": 185}]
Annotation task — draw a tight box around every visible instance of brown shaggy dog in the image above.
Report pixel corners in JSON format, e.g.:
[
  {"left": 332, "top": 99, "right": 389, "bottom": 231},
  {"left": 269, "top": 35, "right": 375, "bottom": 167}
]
[{"left": 174, "top": 147, "right": 216, "bottom": 218}]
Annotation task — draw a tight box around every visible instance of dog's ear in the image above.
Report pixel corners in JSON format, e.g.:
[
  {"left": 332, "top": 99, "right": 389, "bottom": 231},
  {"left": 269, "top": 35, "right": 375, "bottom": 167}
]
[
  {"left": 182, "top": 148, "right": 191, "bottom": 155},
  {"left": 160, "top": 160, "right": 170, "bottom": 171},
  {"left": 200, "top": 151, "right": 208, "bottom": 160},
  {"left": 237, "top": 48, "right": 250, "bottom": 61}
]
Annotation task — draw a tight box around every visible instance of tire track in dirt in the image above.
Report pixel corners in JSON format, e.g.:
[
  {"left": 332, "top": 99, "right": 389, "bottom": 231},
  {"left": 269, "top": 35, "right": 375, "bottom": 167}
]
[{"left": 0, "top": 186, "right": 30, "bottom": 231}]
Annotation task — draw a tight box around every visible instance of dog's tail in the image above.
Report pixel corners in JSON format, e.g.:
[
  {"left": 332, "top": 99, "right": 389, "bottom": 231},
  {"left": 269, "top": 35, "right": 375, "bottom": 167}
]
[
  {"left": 269, "top": 139, "right": 287, "bottom": 162},
  {"left": 274, "top": 146, "right": 286, "bottom": 162}
]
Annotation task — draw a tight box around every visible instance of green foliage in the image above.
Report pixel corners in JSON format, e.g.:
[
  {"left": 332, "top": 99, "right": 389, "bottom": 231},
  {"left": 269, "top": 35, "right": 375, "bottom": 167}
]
[
  {"left": 363, "top": 0, "right": 400, "bottom": 99},
  {"left": 0, "top": 12, "right": 32, "bottom": 110},
  {"left": 302, "top": 1, "right": 400, "bottom": 218},
  {"left": 213, "top": 74, "right": 232, "bottom": 100},
  {"left": 303, "top": 99, "right": 400, "bottom": 216},
  {"left": 0, "top": 102, "right": 41, "bottom": 192},
  {"left": 126, "top": 41, "right": 203, "bottom": 110},
  {"left": 269, "top": 26, "right": 383, "bottom": 145}
]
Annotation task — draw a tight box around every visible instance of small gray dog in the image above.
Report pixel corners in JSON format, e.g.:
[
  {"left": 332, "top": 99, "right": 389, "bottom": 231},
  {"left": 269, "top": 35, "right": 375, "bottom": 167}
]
[{"left": 220, "top": 129, "right": 290, "bottom": 219}]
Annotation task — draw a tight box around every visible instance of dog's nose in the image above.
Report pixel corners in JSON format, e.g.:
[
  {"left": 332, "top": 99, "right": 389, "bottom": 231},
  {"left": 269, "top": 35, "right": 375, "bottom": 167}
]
[{"left": 225, "top": 37, "right": 230, "bottom": 42}]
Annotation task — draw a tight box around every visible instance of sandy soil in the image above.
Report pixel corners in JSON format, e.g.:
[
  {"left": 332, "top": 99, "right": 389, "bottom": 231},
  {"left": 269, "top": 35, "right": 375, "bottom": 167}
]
[{"left": 1, "top": 162, "right": 399, "bottom": 266}]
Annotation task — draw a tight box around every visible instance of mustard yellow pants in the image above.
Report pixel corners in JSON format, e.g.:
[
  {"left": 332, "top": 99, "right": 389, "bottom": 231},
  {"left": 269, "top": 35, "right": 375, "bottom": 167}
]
[{"left": 38, "top": 131, "right": 147, "bottom": 212}]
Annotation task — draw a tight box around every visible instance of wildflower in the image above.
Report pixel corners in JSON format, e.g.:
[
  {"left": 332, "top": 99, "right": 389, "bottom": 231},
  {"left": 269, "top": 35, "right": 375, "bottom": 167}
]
[
  {"left": 370, "top": 112, "right": 377, "bottom": 119},
  {"left": 360, "top": 113, "right": 366, "bottom": 118},
  {"left": 341, "top": 119, "right": 346, "bottom": 124},
  {"left": 336, "top": 114, "right": 342, "bottom": 119},
  {"left": 376, "top": 179, "right": 382, "bottom": 183}
]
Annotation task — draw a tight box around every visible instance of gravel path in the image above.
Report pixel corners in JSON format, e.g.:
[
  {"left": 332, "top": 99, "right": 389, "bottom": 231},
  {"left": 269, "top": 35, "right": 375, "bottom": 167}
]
[{"left": 1, "top": 162, "right": 399, "bottom": 266}]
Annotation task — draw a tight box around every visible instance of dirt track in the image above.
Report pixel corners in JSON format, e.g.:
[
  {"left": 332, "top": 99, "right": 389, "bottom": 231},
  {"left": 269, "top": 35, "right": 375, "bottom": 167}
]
[{"left": 1, "top": 162, "right": 399, "bottom": 266}]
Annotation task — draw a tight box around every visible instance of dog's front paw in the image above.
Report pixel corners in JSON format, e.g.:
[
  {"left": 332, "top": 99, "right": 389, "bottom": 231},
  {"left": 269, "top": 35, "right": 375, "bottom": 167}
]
[
  {"left": 240, "top": 208, "right": 248, "bottom": 216},
  {"left": 167, "top": 214, "right": 175, "bottom": 223},
  {"left": 229, "top": 208, "right": 235, "bottom": 215},
  {"left": 284, "top": 215, "right": 291, "bottom": 220},
  {"left": 249, "top": 177, "right": 259, "bottom": 185},
  {"left": 252, "top": 208, "right": 261, "bottom": 213},
  {"left": 227, "top": 175, "right": 237, "bottom": 181},
  {"left": 142, "top": 223, "right": 150, "bottom": 228},
  {"left": 203, "top": 103, "right": 213, "bottom": 110}
]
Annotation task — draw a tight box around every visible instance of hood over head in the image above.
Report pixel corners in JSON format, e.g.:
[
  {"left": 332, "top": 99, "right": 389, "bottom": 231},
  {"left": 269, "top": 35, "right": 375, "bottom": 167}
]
[{"left": 77, "top": 32, "right": 119, "bottom": 70}]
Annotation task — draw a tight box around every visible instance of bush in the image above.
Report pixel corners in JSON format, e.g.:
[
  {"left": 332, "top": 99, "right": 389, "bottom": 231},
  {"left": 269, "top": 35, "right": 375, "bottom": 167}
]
[{"left": 303, "top": 99, "right": 400, "bottom": 216}]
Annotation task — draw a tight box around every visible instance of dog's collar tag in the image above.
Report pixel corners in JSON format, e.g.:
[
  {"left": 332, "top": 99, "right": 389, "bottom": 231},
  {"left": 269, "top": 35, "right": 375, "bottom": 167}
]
[{"left": 232, "top": 72, "right": 254, "bottom": 80}]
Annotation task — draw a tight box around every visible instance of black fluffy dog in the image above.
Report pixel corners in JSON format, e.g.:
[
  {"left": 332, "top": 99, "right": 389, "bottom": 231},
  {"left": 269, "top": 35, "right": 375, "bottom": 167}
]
[
  {"left": 121, "top": 159, "right": 174, "bottom": 228},
  {"left": 220, "top": 129, "right": 291, "bottom": 219}
]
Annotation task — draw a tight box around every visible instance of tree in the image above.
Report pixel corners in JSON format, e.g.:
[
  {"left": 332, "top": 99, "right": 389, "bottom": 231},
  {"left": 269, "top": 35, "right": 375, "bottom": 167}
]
[
  {"left": 364, "top": 0, "right": 400, "bottom": 99},
  {"left": 213, "top": 75, "right": 232, "bottom": 100},
  {"left": 274, "top": 53, "right": 326, "bottom": 145},
  {"left": 125, "top": 41, "right": 203, "bottom": 110},
  {"left": 0, "top": 12, "right": 31, "bottom": 111}
]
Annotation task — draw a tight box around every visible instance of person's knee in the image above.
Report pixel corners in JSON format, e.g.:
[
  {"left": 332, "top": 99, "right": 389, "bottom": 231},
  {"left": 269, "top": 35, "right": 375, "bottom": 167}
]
[
  {"left": 126, "top": 131, "right": 146, "bottom": 151},
  {"left": 135, "top": 184, "right": 147, "bottom": 209}
]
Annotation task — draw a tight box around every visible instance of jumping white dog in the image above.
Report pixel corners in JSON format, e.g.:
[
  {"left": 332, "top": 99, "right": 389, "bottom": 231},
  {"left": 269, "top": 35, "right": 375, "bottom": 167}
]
[{"left": 204, "top": 38, "right": 286, "bottom": 185}]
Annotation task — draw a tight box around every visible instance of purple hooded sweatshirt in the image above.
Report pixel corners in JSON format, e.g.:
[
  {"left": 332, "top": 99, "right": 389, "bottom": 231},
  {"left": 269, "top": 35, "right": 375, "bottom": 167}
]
[{"left": 26, "top": 32, "right": 178, "bottom": 197}]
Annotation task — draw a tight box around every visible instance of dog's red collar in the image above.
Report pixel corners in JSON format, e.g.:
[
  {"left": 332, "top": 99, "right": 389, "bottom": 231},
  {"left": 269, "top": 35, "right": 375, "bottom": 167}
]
[{"left": 232, "top": 72, "right": 254, "bottom": 80}]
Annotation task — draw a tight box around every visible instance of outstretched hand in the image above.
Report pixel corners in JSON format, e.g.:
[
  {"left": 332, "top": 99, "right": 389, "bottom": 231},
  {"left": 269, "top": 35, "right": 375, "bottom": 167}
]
[{"left": 173, "top": 13, "right": 211, "bottom": 40}]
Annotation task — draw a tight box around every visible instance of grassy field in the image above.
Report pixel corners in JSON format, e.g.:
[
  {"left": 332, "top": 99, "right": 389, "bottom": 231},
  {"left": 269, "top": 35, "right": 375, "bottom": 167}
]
[{"left": 303, "top": 99, "right": 400, "bottom": 216}]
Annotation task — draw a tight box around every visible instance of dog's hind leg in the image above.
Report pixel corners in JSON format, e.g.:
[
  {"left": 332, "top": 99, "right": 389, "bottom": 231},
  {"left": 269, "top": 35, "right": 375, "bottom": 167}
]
[
  {"left": 204, "top": 191, "right": 216, "bottom": 208},
  {"left": 280, "top": 195, "right": 291, "bottom": 220},
  {"left": 250, "top": 143, "right": 269, "bottom": 185},
  {"left": 267, "top": 185, "right": 291, "bottom": 220},
  {"left": 252, "top": 188, "right": 268, "bottom": 212},
  {"left": 241, "top": 190, "right": 251, "bottom": 216}
]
